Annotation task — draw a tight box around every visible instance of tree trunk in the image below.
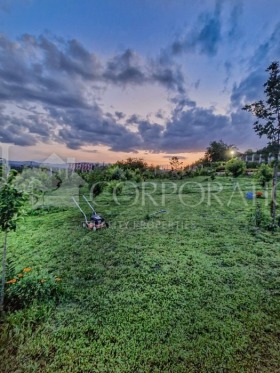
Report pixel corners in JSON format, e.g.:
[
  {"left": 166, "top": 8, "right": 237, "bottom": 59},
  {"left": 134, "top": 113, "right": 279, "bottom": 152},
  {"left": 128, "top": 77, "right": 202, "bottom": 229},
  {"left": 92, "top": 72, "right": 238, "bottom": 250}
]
[
  {"left": 0, "top": 231, "right": 8, "bottom": 312},
  {"left": 271, "top": 152, "right": 278, "bottom": 225}
]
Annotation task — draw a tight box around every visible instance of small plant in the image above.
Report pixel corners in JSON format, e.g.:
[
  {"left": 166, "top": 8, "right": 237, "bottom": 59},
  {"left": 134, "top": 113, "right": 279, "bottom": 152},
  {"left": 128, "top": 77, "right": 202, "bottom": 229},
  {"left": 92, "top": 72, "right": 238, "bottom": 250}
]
[
  {"left": 4, "top": 266, "right": 63, "bottom": 311},
  {"left": 248, "top": 203, "right": 273, "bottom": 230}
]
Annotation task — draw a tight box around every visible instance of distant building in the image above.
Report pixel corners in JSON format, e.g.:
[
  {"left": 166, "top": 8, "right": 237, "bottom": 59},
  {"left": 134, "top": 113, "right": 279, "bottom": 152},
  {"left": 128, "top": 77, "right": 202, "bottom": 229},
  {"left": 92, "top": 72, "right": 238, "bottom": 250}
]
[{"left": 239, "top": 152, "right": 280, "bottom": 164}]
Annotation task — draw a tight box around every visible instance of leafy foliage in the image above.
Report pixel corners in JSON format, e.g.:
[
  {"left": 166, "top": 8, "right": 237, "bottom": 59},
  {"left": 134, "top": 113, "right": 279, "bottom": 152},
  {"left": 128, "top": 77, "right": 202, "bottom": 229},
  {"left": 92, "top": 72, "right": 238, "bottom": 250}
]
[
  {"left": 243, "top": 61, "right": 280, "bottom": 225},
  {"left": 0, "top": 171, "right": 28, "bottom": 232},
  {"left": 116, "top": 157, "right": 148, "bottom": 171},
  {"left": 4, "top": 267, "right": 63, "bottom": 311},
  {"left": 205, "top": 140, "right": 235, "bottom": 162},
  {"left": 255, "top": 164, "right": 273, "bottom": 187},
  {"left": 225, "top": 158, "right": 246, "bottom": 177},
  {"left": 0, "top": 171, "right": 28, "bottom": 311},
  {"left": 107, "top": 180, "right": 124, "bottom": 196}
]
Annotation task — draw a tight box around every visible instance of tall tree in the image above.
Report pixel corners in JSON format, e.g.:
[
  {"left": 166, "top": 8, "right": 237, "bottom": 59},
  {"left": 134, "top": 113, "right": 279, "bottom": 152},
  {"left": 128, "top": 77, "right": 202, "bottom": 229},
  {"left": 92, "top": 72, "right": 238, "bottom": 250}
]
[
  {"left": 243, "top": 61, "right": 280, "bottom": 225},
  {"left": 205, "top": 140, "right": 235, "bottom": 162}
]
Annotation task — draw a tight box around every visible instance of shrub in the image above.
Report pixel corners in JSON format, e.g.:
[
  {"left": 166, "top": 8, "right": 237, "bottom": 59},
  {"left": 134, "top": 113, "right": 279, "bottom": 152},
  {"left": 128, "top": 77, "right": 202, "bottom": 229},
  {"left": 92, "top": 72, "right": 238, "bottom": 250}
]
[
  {"left": 184, "top": 169, "right": 195, "bottom": 178},
  {"left": 225, "top": 158, "right": 246, "bottom": 177},
  {"left": 105, "top": 166, "right": 126, "bottom": 181},
  {"left": 4, "top": 266, "right": 63, "bottom": 311},
  {"left": 90, "top": 181, "right": 106, "bottom": 198},
  {"left": 107, "top": 181, "right": 124, "bottom": 196},
  {"left": 246, "top": 161, "right": 260, "bottom": 169},
  {"left": 255, "top": 164, "right": 273, "bottom": 187}
]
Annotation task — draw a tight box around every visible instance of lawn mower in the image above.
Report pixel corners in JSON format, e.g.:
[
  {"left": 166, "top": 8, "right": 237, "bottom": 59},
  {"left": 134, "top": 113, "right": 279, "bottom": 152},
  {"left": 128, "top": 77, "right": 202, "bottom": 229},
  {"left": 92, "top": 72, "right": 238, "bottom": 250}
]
[{"left": 72, "top": 195, "right": 109, "bottom": 230}]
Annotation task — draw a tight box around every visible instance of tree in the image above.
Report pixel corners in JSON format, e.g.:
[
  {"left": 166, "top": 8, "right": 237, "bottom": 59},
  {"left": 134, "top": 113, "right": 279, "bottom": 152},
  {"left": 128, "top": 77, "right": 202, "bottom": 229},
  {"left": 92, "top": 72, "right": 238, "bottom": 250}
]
[
  {"left": 243, "top": 61, "right": 280, "bottom": 225},
  {"left": 225, "top": 158, "right": 246, "bottom": 178},
  {"left": 205, "top": 140, "right": 235, "bottom": 162},
  {"left": 244, "top": 149, "right": 254, "bottom": 154},
  {"left": 0, "top": 171, "right": 27, "bottom": 312},
  {"left": 169, "top": 156, "right": 183, "bottom": 171},
  {"left": 116, "top": 158, "right": 148, "bottom": 172}
]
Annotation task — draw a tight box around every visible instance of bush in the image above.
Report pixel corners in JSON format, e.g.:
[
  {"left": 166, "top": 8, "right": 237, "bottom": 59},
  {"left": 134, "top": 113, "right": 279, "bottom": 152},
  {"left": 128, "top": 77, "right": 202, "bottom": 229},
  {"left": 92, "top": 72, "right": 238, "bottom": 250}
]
[
  {"left": 105, "top": 166, "right": 126, "bottom": 181},
  {"left": 225, "top": 158, "right": 246, "bottom": 177},
  {"left": 184, "top": 169, "right": 195, "bottom": 178},
  {"left": 4, "top": 266, "right": 63, "bottom": 311},
  {"left": 107, "top": 181, "right": 124, "bottom": 196},
  {"left": 246, "top": 161, "right": 260, "bottom": 169},
  {"left": 255, "top": 164, "right": 273, "bottom": 187},
  {"left": 90, "top": 181, "right": 106, "bottom": 198}
]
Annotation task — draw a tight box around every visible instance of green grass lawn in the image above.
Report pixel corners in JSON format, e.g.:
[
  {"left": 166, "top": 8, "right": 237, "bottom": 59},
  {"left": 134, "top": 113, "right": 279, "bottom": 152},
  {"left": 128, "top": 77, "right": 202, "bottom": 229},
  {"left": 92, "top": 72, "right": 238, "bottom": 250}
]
[{"left": 0, "top": 177, "right": 280, "bottom": 372}]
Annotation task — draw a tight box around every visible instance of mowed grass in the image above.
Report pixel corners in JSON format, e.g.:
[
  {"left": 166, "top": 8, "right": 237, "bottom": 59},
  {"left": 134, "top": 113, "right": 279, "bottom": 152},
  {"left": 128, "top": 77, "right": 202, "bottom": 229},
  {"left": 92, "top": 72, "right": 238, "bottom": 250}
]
[{"left": 0, "top": 177, "right": 280, "bottom": 372}]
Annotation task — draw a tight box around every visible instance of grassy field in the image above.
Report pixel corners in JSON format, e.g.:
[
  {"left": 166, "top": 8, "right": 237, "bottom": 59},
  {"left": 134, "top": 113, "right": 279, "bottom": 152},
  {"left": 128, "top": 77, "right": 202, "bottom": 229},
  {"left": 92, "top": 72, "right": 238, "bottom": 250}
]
[{"left": 0, "top": 177, "right": 280, "bottom": 372}]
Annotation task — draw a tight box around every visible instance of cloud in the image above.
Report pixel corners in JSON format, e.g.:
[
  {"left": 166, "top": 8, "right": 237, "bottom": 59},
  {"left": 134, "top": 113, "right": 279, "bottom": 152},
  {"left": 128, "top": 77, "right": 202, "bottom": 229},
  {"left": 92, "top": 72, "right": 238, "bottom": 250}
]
[
  {"left": 227, "top": 1, "right": 243, "bottom": 39},
  {"left": 47, "top": 106, "right": 143, "bottom": 152},
  {"left": 230, "top": 70, "right": 267, "bottom": 108},
  {"left": 162, "top": 155, "right": 187, "bottom": 160},
  {"left": 0, "top": 26, "right": 272, "bottom": 155},
  {"left": 0, "top": 32, "right": 189, "bottom": 152},
  {"left": 170, "top": 0, "right": 222, "bottom": 57},
  {"left": 0, "top": 110, "right": 38, "bottom": 146},
  {"left": 249, "top": 23, "right": 280, "bottom": 69},
  {"left": 160, "top": 105, "right": 230, "bottom": 153},
  {"left": 0, "top": 33, "right": 186, "bottom": 109},
  {"left": 36, "top": 35, "right": 102, "bottom": 80},
  {"left": 115, "top": 111, "right": 126, "bottom": 120},
  {"left": 230, "top": 23, "right": 280, "bottom": 109},
  {"left": 103, "top": 49, "right": 146, "bottom": 85},
  {"left": 149, "top": 52, "right": 186, "bottom": 94}
]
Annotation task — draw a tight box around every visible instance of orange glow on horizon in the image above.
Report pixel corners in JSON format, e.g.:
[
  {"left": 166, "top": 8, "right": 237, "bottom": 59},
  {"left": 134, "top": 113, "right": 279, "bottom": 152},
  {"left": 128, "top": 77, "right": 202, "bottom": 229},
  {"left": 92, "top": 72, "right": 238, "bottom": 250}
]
[{"left": 8, "top": 143, "right": 204, "bottom": 167}]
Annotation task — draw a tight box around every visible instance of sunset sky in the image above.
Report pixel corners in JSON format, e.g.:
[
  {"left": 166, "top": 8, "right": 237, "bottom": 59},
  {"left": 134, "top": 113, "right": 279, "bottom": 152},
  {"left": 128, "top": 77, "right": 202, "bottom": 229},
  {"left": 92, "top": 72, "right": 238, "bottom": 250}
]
[{"left": 0, "top": 0, "right": 279, "bottom": 166}]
